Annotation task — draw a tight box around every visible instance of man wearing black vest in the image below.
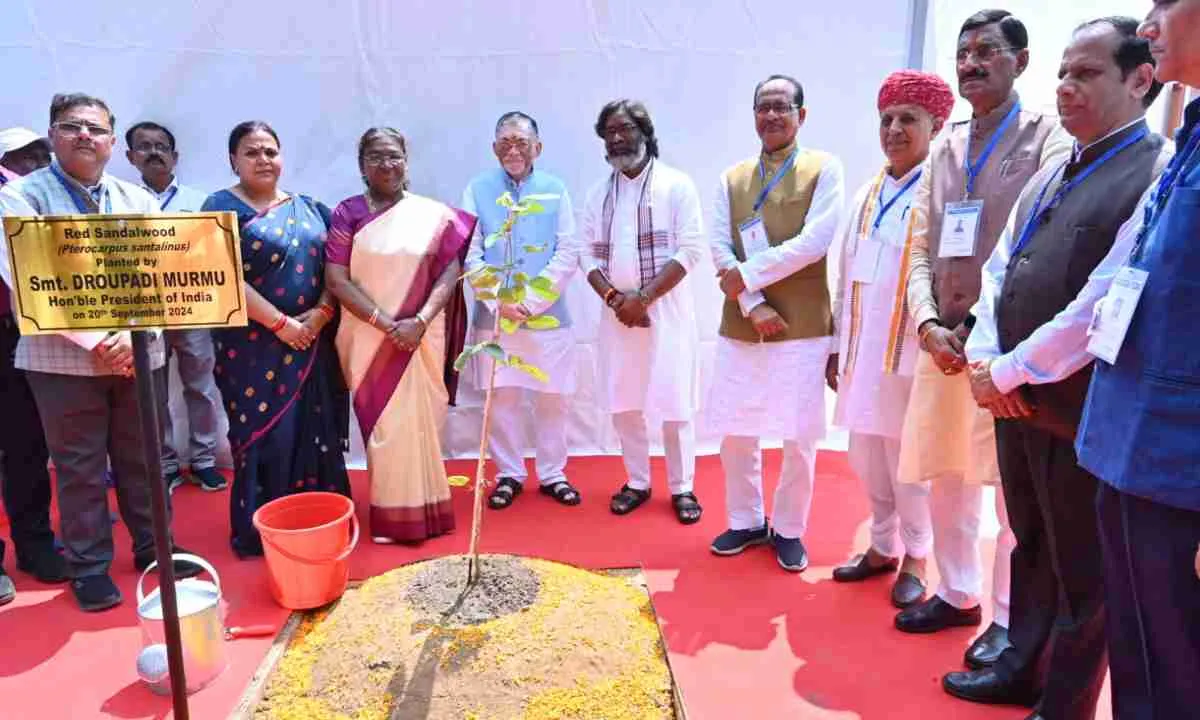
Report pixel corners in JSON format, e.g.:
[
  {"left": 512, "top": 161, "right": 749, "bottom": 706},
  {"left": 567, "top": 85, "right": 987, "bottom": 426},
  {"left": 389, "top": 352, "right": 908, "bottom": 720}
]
[{"left": 948, "top": 17, "right": 1171, "bottom": 720}]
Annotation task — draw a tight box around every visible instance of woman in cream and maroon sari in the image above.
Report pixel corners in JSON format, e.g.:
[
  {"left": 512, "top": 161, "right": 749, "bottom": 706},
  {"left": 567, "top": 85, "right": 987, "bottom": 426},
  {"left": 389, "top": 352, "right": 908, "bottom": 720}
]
[
  {"left": 325, "top": 127, "right": 474, "bottom": 544},
  {"left": 202, "top": 121, "right": 352, "bottom": 558}
]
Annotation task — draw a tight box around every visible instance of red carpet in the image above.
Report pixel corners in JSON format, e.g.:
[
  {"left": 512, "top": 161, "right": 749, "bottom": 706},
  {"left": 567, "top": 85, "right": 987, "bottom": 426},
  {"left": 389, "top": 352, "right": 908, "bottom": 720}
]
[{"left": 0, "top": 451, "right": 1109, "bottom": 719}]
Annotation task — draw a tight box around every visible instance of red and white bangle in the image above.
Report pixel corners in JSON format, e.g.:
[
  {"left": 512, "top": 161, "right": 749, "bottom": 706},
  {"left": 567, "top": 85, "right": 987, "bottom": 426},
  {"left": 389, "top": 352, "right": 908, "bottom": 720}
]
[
  {"left": 268, "top": 312, "right": 287, "bottom": 333},
  {"left": 317, "top": 303, "right": 335, "bottom": 321}
]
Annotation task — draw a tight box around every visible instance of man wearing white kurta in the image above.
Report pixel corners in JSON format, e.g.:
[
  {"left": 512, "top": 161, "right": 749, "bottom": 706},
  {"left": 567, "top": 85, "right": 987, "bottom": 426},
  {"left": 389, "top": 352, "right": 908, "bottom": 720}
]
[
  {"left": 581, "top": 99, "right": 706, "bottom": 525},
  {"left": 708, "top": 75, "right": 845, "bottom": 572},
  {"left": 461, "top": 112, "right": 582, "bottom": 509},
  {"left": 827, "top": 71, "right": 955, "bottom": 607}
]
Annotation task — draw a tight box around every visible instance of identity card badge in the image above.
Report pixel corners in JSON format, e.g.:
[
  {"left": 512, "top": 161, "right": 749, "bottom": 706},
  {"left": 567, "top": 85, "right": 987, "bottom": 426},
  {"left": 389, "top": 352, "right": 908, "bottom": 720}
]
[{"left": 938, "top": 200, "right": 983, "bottom": 258}]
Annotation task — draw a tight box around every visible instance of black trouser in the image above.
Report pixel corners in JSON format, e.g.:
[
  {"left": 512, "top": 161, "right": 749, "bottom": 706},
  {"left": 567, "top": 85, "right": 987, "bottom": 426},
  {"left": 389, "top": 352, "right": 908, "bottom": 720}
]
[
  {"left": 993, "top": 419, "right": 1107, "bottom": 720},
  {"left": 1097, "top": 482, "right": 1200, "bottom": 720},
  {"left": 0, "top": 316, "right": 55, "bottom": 566}
]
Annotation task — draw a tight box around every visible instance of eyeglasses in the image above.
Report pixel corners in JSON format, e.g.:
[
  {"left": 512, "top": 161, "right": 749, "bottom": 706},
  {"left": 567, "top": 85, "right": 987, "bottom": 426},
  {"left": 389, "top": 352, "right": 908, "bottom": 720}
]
[
  {"left": 53, "top": 121, "right": 113, "bottom": 138},
  {"left": 956, "top": 44, "right": 1016, "bottom": 64},
  {"left": 133, "top": 142, "right": 172, "bottom": 154},
  {"left": 602, "top": 123, "right": 641, "bottom": 140},
  {"left": 363, "top": 153, "right": 406, "bottom": 167},
  {"left": 495, "top": 139, "right": 532, "bottom": 154},
  {"left": 754, "top": 102, "right": 798, "bottom": 117}
]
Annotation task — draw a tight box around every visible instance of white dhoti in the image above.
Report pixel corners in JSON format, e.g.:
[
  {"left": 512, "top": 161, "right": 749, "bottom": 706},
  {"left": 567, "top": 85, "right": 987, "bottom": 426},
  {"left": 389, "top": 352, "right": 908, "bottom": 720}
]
[
  {"left": 848, "top": 432, "right": 932, "bottom": 559},
  {"left": 708, "top": 335, "right": 830, "bottom": 540},
  {"left": 612, "top": 411, "right": 695, "bottom": 495}
]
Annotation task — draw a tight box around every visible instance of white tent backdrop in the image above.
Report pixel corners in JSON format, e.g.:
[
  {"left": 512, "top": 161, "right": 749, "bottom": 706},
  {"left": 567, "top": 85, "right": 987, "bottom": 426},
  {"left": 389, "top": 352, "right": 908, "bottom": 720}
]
[{"left": 2, "top": 1, "right": 928, "bottom": 468}]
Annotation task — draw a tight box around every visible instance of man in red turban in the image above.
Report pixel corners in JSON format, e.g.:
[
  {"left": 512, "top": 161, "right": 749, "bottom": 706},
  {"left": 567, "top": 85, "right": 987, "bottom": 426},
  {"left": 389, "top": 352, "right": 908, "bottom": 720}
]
[{"left": 828, "top": 70, "right": 951, "bottom": 609}]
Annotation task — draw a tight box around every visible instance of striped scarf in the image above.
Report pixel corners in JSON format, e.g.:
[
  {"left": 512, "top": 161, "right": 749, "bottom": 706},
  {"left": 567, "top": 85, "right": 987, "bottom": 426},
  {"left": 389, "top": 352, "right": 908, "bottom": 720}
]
[
  {"left": 593, "top": 160, "right": 669, "bottom": 287},
  {"left": 842, "top": 167, "right": 919, "bottom": 377}
]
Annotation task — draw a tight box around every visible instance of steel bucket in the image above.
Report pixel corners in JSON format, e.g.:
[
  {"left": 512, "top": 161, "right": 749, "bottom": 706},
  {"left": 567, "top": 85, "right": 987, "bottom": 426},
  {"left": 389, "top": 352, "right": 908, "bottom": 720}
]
[{"left": 136, "top": 553, "right": 228, "bottom": 694}]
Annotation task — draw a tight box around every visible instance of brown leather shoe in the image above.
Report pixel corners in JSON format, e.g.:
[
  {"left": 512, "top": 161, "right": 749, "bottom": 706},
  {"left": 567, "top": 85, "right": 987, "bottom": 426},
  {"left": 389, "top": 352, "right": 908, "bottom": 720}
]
[
  {"left": 832, "top": 553, "right": 898, "bottom": 582},
  {"left": 890, "top": 571, "right": 927, "bottom": 608}
]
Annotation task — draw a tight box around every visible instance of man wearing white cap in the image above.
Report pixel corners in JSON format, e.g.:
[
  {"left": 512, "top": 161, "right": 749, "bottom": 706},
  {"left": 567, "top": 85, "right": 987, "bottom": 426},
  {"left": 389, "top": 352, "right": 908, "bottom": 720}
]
[{"left": 0, "top": 126, "right": 61, "bottom": 607}]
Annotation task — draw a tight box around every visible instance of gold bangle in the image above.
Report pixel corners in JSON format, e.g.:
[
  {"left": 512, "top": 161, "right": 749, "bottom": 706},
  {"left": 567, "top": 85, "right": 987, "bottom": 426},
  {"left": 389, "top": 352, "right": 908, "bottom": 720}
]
[{"left": 918, "top": 321, "right": 938, "bottom": 346}]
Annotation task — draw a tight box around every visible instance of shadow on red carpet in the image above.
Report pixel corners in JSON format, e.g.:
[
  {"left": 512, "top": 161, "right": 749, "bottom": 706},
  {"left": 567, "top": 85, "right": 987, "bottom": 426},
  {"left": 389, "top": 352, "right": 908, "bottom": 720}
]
[{"left": 0, "top": 450, "right": 1107, "bottom": 719}]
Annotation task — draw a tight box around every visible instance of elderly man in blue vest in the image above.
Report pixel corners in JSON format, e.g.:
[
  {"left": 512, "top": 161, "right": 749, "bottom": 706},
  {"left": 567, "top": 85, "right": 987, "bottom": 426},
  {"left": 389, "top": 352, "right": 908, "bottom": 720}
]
[{"left": 461, "top": 111, "right": 582, "bottom": 510}]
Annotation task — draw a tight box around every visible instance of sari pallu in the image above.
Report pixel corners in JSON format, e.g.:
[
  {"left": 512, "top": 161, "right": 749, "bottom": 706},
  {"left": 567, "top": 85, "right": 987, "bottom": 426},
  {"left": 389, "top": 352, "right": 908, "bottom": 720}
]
[
  {"left": 332, "top": 193, "right": 473, "bottom": 542},
  {"left": 204, "top": 190, "right": 351, "bottom": 557}
]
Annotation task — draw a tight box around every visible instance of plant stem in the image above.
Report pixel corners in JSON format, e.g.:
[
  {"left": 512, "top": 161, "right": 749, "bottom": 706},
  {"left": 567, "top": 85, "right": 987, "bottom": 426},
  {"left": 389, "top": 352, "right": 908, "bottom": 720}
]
[{"left": 466, "top": 204, "right": 516, "bottom": 585}]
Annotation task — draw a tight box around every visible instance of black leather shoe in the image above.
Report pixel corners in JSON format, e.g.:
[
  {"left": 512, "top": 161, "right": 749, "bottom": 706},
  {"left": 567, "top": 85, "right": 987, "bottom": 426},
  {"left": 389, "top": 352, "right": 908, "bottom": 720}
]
[
  {"left": 0, "top": 570, "right": 14, "bottom": 606},
  {"left": 965, "top": 621, "right": 1012, "bottom": 669},
  {"left": 71, "top": 574, "right": 123, "bottom": 612},
  {"left": 832, "top": 553, "right": 898, "bottom": 582},
  {"left": 17, "top": 547, "right": 68, "bottom": 584},
  {"left": 942, "top": 668, "right": 1037, "bottom": 706},
  {"left": 133, "top": 545, "right": 204, "bottom": 579},
  {"left": 895, "top": 595, "right": 982, "bottom": 633},
  {"left": 890, "top": 571, "right": 927, "bottom": 608}
]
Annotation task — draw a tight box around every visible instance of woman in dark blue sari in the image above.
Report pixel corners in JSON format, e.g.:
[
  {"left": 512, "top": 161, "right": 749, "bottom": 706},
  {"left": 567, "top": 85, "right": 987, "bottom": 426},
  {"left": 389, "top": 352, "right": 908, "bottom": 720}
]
[{"left": 202, "top": 121, "right": 351, "bottom": 558}]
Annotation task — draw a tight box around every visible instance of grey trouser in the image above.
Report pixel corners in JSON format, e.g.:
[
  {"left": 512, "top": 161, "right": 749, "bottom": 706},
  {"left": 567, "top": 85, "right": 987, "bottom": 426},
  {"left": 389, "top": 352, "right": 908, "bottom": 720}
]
[
  {"left": 27, "top": 368, "right": 173, "bottom": 577},
  {"left": 159, "top": 328, "right": 221, "bottom": 473}
]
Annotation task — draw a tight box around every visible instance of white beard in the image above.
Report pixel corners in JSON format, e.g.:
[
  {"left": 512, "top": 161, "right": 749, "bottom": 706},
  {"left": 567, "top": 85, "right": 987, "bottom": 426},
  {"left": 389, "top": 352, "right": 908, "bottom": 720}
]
[{"left": 606, "top": 143, "right": 647, "bottom": 172}]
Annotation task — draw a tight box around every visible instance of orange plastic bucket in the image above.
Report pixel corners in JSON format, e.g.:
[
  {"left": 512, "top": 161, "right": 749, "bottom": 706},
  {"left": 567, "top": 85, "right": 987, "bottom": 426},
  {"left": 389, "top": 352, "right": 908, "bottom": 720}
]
[{"left": 251, "top": 492, "right": 359, "bottom": 610}]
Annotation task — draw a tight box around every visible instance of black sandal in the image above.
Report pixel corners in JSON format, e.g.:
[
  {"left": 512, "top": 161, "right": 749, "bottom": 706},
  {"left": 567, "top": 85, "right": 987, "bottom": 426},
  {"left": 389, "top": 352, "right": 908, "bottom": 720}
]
[
  {"left": 610, "top": 485, "right": 651, "bottom": 515},
  {"left": 671, "top": 492, "right": 703, "bottom": 525},
  {"left": 488, "top": 477, "right": 523, "bottom": 510},
  {"left": 539, "top": 480, "right": 582, "bottom": 506}
]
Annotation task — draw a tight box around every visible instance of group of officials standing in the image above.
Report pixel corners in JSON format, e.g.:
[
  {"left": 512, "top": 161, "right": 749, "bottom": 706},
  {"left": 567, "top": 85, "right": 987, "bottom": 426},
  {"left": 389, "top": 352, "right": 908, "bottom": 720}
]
[{"left": 0, "top": 3, "right": 1197, "bottom": 719}]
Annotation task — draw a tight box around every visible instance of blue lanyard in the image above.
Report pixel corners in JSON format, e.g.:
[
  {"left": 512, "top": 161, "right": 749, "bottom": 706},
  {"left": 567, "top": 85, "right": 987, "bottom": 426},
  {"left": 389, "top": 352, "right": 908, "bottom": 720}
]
[
  {"left": 754, "top": 147, "right": 799, "bottom": 212},
  {"left": 158, "top": 185, "right": 178, "bottom": 211},
  {"left": 1013, "top": 127, "right": 1148, "bottom": 256},
  {"left": 964, "top": 103, "right": 1021, "bottom": 196},
  {"left": 1130, "top": 125, "right": 1200, "bottom": 262},
  {"left": 50, "top": 164, "right": 111, "bottom": 214},
  {"left": 873, "top": 170, "right": 922, "bottom": 232}
]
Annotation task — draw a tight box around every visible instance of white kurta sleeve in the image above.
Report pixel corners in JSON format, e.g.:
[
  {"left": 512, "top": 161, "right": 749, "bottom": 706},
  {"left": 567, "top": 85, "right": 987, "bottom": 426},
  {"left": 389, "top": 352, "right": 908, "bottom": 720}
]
[
  {"left": 737, "top": 155, "right": 846, "bottom": 294},
  {"left": 964, "top": 202, "right": 1018, "bottom": 365},
  {"left": 710, "top": 174, "right": 766, "bottom": 315},
  {"left": 668, "top": 173, "right": 706, "bottom": 275},
  {"left": 579, "top": 182, "right": 603, "bottom": 275},
  {"left": 460, "top": 182, "right": 498, "bottom": 314},
  {"left": 524, "top": 189, "right": 579, "bottom": 316},
  {"left": 985, "top": 184, "right": 1151, "bottom": 395}
]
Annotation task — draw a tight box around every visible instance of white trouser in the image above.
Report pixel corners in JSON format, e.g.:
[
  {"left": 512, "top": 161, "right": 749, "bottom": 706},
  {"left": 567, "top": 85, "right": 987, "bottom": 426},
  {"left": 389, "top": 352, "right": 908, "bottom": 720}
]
[
  {"left": 611, "top": 411, "right": 695, "bottom": 495},
  {"left": 487, "top": 387, "right": 569, "bottom": 486},
  {"left": 721, "top": 435, "right": 816, "bottom": 540},
  {"left": 847, "top": 432, "right": 932, "bottom": 560},
  {"left": 930, "top": 474, "right": 1014, "bottom": 627}
]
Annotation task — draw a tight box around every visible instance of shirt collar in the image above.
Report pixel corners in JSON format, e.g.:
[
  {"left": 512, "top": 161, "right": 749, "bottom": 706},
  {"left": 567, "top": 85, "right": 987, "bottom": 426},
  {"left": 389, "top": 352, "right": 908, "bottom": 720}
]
[
  {"left": 884, "top": 163, "right": 922, "bottom": 187},
  {"left": 1073, "top": 117, "right": 1147, "bottom": 163},
  {"left": 142, "top": 175, "right": 179, "bottom": 200},
  {"left": 1179, "top": 96, "right": 1200, "bottom": 142},
  {"left": 51, "top": 158, "right": 106, "bottom": 197},
  {"left": 761, "top": 140, "right": 798, "bottom": 166},
  {"left": 970, "top": 91, "right": 1020, "bottom": 137}
]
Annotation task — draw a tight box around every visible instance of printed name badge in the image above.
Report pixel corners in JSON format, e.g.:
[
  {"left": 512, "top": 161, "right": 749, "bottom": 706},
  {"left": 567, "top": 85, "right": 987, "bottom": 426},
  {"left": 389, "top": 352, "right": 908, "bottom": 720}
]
[
  {"left": 850, "top": 239, "right": 882, "bottom": 283},
  {"left": 1086, "top": 266, "right": 1148, "bottom": 365},
  {"left": 939, "top": 200, "right": 983, "bottom": 258},
  {"left": 738, "top": 216, "right": 771, "bottom": 258}
]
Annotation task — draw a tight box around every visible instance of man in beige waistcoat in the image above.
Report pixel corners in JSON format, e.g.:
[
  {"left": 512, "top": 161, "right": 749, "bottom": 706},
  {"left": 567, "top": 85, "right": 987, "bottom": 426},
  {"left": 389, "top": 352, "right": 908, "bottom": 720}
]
[
  {"left": 893, "top": 9, "right": 1071, "bottom": 670},
  {"left": 707, "top": 74, "right": 845, "bottom": 573}
]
